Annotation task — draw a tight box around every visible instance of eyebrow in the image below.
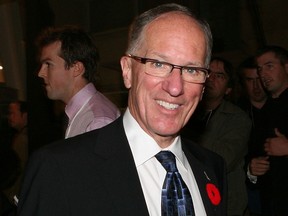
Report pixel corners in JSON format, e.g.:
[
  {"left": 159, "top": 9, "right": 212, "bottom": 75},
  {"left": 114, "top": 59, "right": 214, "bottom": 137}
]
[
  {"left": 264, "top": 61, "right": 274, "bottom": 65},
  {"left": 148, "top": 53, "right": 204, "bottom": 67},
  {"left": 40, "top": 57, "right": 52, "bottom": 63},
  {"left": 258, "top": 61, "right": 274, "bottom": 66},
  {"left": 210, "top": 71, "right": 226, "bottom": 75},
  {"left": 245, "top": 76, "right": 260, "bottom": 80}
]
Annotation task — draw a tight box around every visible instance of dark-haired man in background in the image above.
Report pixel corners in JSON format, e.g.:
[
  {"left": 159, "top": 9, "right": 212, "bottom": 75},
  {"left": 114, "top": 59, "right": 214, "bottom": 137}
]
[
  {"left": 248, "top": 45, "right": 288, "bottom": 215},
  {"left": 36, "top": 26, "right": 120, "bottom": 138}
]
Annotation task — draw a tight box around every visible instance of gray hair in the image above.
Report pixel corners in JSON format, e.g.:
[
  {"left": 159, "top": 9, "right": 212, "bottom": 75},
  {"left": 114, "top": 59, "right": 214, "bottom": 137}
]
[{"left": 126, "top": 3, "right": 213, "bottom": 67}]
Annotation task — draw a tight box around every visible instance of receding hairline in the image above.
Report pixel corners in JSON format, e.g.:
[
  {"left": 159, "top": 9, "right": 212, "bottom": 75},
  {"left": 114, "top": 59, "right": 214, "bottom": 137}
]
[{"left": 135, "top": 11, "right": 208, "bottom": 53}]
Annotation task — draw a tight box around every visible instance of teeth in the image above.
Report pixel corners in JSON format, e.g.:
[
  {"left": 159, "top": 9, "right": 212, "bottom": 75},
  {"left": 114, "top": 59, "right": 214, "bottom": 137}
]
[
  {"left": 156, "top": 100, "right": 179, "bottom": 110},
  {"left": 263, "top": 79, "right": 271, "bottom": 86}
]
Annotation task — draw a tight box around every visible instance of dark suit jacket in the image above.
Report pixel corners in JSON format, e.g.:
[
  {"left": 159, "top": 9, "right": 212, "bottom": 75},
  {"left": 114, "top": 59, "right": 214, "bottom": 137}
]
[{"left": 17, "top": 117, "right": 227, "bottom": 216}]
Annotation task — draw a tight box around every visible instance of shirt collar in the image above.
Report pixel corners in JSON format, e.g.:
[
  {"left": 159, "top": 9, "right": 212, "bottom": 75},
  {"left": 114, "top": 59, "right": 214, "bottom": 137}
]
[
  {"left": 65, "top": 83, "right": 96, "bottom": 120},
  {"left": 123, "top": 108, "right": 187, "bottom": 169}
]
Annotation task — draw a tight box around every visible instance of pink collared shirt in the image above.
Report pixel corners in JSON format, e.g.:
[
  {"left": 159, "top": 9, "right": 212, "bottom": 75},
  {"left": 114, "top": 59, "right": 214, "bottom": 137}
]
[{"left": 65, "top": 83, "right": 120, "bottom": 138}]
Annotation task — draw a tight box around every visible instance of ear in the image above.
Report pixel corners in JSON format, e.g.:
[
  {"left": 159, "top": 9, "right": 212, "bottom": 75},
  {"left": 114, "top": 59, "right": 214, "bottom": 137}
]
[
  {"left": 120, "top": 56, "right": 132, "bottom": 89},
  {"left": 72, "top": 61, "right": 85, "bottom": 77},
  {"left": 225, "top": 87, "right": 232, "bottom": 95}
]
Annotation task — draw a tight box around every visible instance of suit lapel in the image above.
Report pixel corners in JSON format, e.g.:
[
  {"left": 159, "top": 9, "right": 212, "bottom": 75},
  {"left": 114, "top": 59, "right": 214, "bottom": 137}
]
[
  {"left": 183, "top": 143, "right": 222, "bottom": 216},
  {"left": 91, "top": 118, "right": 224, "bottom": 216},
  {"left": 93, "top": 118, "right": 149, "bottom": 216}
]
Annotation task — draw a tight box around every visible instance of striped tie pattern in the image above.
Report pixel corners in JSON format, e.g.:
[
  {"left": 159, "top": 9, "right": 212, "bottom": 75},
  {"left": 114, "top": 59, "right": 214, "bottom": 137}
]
[{"left": 156, "top": 151, "right": 195, "bottom": 216}]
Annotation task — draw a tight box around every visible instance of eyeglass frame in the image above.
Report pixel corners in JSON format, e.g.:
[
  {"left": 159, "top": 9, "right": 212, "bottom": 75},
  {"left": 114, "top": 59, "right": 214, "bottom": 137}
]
[{"left": 126, "top": 54, "right": 210, "bottom": 84}]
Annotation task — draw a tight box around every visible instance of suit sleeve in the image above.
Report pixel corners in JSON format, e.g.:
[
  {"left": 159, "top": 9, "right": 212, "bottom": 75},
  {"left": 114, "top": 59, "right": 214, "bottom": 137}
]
[{"left": 17, "top": 149, "right": 69, "bottom": 216}]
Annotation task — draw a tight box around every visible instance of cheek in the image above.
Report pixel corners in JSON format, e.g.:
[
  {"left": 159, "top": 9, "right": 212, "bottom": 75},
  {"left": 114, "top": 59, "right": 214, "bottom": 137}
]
[
  {"left": 185, "top": 86, "right": 203, "bottom": 107},
  {"left": 183, "top": 87, "right": 203, "bottom": 121},
  {"left": 50, "top": 71, "right": 70, "bottom": 87},
  {"left": 134, "top": 75, "right": 158, "bottom": 105}
]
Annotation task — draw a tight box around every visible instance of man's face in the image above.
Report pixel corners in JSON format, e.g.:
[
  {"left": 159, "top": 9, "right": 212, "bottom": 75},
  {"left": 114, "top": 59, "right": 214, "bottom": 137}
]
[
  {"left": 38, "top": 41, "right": 75, "bottom": 103},
  {"left": 256, "top": 52, "right": 288, "bottom": 97},
  {"left": 8, "top": 103, "right": 26, "bottom": 131},
  {"left": 121, "top": 13, "right": 207, "bottom": 147},
  {"left": 205, "top": 60, "right": 231, "bottom": 100},
  {"left": 243, "top": 68, "right": 267, "bottom": 103}
]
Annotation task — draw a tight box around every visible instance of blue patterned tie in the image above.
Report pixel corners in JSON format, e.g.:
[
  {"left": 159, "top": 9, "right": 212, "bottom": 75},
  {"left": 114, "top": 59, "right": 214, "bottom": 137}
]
[{"left": 156, "top": 151, "right": 195, "bottom": 216}]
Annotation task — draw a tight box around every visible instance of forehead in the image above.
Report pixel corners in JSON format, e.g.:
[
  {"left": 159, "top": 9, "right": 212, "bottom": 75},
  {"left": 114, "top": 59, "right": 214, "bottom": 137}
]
[
  {"left": 41, "top": 41, "right": 61, "bottom": 58},
  {"left": 257, "top": 52, "right": 277, "bottom": 64},
  {"left": 209, "top": 60, "right": 225, "bottom": 73},
  {"left": 243, "top": 68, "right": 258, "bottom": 78},
  {"left": 9, "top": 103, "right": 20, "bottom": 111},
  {"left": 143, "top": 12, "right": 206, "bottom": 65}
]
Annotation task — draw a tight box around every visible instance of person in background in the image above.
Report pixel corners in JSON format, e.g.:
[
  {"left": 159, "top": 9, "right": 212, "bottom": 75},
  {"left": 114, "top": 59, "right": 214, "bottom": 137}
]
[
  {"left": 237, "top": 57, "right": 268, "bottom": 216},
  {"left": 36, "top": 26, "right": 120, "bottom": 138},
  {"left": 0, "top": 148, "right": 20, "bottom": 216},
  {"left": 3, "top": 101, "right": 28, "bottom": 205},
  {"left": 17, "top": 3, "right": 227, "bottom": 216},
  {"left": 248, "top": 45, "right": 288, "bottom": 215},
  {"left": 183, "top": 57, "right": 251, "bottom": 216}
]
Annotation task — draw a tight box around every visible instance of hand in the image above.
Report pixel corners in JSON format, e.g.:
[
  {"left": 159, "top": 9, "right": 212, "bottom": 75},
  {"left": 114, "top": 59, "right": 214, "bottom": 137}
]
[
  {"left": 264, "top": 128, "right": 288, "bottom": 156},
  {"left": 249, "top": 156, "right": 270, "bottom": 176}
]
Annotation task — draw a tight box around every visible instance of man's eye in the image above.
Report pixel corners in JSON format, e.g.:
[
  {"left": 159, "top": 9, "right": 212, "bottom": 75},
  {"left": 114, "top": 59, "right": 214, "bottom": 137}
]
[
  {"left": 152, "top": 62, "right": 164, "bottom": 68},
  {"left": 185, "top": 67, "right": 197, "bottom": 74},
  {"left": 267, "top": 64, "right": 274, "bottom": 70}
]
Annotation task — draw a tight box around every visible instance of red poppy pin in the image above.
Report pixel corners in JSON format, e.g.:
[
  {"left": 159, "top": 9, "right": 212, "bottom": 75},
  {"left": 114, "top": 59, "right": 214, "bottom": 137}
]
[{"left": 206, "top": 183, "right": 221, "bottom": 205}]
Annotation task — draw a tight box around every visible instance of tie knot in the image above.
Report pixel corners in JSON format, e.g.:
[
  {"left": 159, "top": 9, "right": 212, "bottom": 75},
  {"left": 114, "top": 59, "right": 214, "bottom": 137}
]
[{"left": 155, "top": 151, "right": 177, "bottom": 172}]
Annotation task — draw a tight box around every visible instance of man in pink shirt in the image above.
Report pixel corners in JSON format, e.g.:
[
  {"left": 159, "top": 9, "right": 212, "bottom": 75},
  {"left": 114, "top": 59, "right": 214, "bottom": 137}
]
[{"left": 36, "top": 26, "right": 120, "bottom": 138}]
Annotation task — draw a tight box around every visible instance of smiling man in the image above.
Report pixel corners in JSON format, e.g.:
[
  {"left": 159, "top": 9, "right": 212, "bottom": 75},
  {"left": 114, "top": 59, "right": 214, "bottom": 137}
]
[{"left": 18, "top": 4, "right": 226, "bottom": 216}]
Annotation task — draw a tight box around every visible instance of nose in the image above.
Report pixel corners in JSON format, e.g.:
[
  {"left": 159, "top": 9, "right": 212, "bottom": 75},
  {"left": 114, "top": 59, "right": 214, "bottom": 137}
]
[
  {"left": 38, "top": 64, "right": 46, "bottom": 78},
  {"left": 162, "top": 68, "right": 184, "bottom": 96},
  {"left": 253, "top": 79, "right": 260, "bottom": 89}
]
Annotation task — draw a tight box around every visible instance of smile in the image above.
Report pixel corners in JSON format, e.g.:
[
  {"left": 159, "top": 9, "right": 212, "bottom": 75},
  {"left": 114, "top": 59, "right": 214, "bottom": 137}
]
[
  {"left": 262, "top": 78, "right": 271, "bottom": 86},
  {"left": 156, "top": 100, "right": 179, "bottom": 110}
]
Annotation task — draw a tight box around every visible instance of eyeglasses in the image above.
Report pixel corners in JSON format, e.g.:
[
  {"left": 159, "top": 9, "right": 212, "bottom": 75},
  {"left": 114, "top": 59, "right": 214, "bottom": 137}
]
[{"left": 127, "top": 54, "right": 209, "bottom": 84}]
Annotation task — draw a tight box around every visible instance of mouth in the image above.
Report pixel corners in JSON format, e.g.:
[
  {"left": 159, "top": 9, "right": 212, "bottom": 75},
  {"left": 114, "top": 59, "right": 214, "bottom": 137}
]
[
  {"left": 39, "top": 79, "right": 47, "bottom": 87},
  {"left": 156, "top": 100, "right": 180, "bottom": 110},
  {"left": 262, "top": 78, "right": 272, "bottom": 87}
]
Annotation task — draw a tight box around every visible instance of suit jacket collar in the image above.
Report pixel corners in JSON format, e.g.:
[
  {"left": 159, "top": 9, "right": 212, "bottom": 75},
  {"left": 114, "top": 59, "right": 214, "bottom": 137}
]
[
  {"left": 92, "top": 117, "right": 224, "bottom": 216},
  {"left": 92, "top": 117, "right": 149, "bottom": 216},
  {"left": 183, "top": 143, "right": 224, "bottom": 216}
]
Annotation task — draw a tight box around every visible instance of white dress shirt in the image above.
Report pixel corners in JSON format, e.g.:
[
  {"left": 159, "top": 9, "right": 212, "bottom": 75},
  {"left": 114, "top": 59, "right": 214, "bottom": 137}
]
[{"left": 123, "top": 109, "right": 207, "bottom": 216}]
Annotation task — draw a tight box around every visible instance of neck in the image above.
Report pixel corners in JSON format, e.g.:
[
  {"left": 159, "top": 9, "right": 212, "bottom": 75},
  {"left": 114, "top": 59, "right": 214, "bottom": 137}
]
[
  {"left": 271, "top": 84, "right": 288, "bottom": 98},
  {"left": 250, "top": 100, "right": 266, "bottom": 109}
]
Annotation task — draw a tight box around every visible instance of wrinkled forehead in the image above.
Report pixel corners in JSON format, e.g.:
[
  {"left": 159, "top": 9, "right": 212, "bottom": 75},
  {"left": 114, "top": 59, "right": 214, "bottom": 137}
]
[
  {"left": 209, "top": 60, "right": 226, "bottom": 73},
  {"left": 142, "top": 12, "right": 207, "bottom": 64}
]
